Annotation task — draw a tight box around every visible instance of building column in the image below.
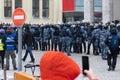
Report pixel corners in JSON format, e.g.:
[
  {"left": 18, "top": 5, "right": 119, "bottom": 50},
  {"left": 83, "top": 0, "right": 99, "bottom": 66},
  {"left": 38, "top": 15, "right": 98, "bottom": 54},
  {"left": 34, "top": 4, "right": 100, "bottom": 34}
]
[
  {"left": 40, "top": 0, "right": 42, "bottom": 19},
  {"left": 23, "top": 0, "right": 32, "bottom": 23},
  {"left": 102, "top": 0, "right": 113, "bottom": 24},
  {"left": 53, "top": 0, "right": 62, "bottom": 24},
  {"left": 0, "top": 0, "right": 4, "bottom": 23},
  {"left": 58, "top": 0, "right": 63, "bottom": 24},
  {"left": 84, "top": 0, "right": 94, "bottom": 23},
  {"left": 53, "top": 0, "right": 57, "bottom": 23},
  {"left": 12, "top": 0, "right": 15, "bottom": 11}
]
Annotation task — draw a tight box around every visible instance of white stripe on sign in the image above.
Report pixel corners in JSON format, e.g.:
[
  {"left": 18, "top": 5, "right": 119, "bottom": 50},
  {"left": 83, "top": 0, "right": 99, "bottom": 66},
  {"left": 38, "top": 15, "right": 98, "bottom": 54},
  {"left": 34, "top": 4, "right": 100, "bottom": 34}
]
[{"left": 14, "top": 15, "right": 24, "bottom": 20}]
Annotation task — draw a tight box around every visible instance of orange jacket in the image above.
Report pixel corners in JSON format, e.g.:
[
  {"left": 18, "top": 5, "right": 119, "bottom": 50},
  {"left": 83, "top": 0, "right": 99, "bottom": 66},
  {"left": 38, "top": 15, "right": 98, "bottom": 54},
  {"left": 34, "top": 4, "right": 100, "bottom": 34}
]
[{"left": 40, "top": 51, "right": 80, "bottom": 80}]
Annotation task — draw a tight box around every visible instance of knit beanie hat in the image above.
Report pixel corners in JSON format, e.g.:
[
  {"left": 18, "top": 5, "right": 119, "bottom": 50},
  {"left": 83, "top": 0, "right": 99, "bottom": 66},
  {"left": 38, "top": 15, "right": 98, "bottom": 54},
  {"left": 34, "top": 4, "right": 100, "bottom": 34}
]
[
  {"left": 6, "top": 27, "right": 12, "bottom": 31},
  {"left": 0, "top": 29, "right": 5, "bottom": 33},
  {"left": 40, "top": 51, "right": 80, "bottom": 80}
]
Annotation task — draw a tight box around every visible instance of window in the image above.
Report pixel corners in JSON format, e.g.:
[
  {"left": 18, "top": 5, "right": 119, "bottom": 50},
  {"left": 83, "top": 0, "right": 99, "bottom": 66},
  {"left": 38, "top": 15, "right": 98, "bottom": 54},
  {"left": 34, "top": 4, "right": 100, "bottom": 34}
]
[
  {"left": 42, "top": 0, "right": 49, "bottom": 18},
  {"left": 15, "top": 0, "right": 22, "bottom": 9},
  {"left": 32, "top": 0, "right": 39, "bottom": 18},
  {"left": 4, "top": 0, "right": 12, "bottom": 17},
  {"left": 94, "top": 0, "right": 102, "bottom": 22},
  {"left": 94, "top": 0, "right": 102, "bottom": 12},
  {"left": 75, "top": 0, "right": 84, "bottom": 11}
]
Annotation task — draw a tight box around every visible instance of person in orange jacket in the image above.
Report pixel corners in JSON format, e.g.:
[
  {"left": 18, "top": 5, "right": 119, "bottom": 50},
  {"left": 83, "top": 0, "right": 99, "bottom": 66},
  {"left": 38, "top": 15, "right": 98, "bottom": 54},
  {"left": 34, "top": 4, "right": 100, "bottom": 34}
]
[{"left": 39, "top": 51, "right": 99, "bottom": 80}]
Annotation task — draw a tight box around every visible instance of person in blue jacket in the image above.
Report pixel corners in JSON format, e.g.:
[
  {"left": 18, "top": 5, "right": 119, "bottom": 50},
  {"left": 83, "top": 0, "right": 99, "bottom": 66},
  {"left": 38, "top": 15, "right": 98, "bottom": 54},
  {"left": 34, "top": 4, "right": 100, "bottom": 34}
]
[{"left": 5, "top": 27, "right": 17, "bottom": 70}]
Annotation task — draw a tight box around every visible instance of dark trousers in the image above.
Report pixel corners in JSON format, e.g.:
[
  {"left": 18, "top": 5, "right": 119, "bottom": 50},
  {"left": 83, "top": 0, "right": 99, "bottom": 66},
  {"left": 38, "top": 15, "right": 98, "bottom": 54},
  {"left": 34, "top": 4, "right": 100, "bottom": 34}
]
[
  {"left": 107, "top": 50, "right": 118, "bottom": 69},
  {"left": 23, "top": 45, "right": 34, "bottom": 61},
  {"left": 87, "top": 40, "right": 92, "bottom": 54},
  {"left": 82, "top": 41, "right": 86, "bottom": 53},
  {"left": 42, "top": 42, "right": 47, "bottom": 51},
  {"left": 0, "top": 51, "right": 5, "bottom": 69}
]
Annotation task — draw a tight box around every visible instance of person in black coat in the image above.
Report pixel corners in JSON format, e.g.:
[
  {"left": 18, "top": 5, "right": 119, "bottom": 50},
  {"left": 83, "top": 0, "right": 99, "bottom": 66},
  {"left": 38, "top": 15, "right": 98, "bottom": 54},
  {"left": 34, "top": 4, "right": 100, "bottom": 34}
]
[{"left": 22, "top": 26, "right": 35, "bottom": 63}]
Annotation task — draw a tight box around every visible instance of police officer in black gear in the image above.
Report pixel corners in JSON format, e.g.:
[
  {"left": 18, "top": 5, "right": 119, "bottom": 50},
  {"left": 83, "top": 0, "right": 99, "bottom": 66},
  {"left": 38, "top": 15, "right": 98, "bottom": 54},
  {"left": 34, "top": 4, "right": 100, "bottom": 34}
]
[
  {"left": 86, "top": 25, "right": 94, "bottom": 55},
  {"left": 75, "top": 24, "right": 83, "bottom": 53},
  {"left": 107, "top": 28, "right": 120, "bottom": 71},
  {"left": 34, "top": 27, "right": 40, "bottom": 50},
  {"left": 53, "top": 27, "right": 60, "bottom": 51},
  {"left": 61, "top": 24, "right": 72, "bottom": 56}
]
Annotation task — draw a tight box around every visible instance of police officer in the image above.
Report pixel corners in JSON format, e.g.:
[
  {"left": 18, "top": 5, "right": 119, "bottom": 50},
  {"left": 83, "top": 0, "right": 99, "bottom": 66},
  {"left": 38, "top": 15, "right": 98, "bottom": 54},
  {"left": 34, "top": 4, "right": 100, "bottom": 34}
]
[
  {"left": 70, "top": 24, "right": 77, "bottom": 53},
  {"left": 33, "top": 27, "right": 40, "bottom": 50},
  {"left": 116, "top": 24, "right": 120, "bottom": 54},
  {"left": 53, "top": 26, "right": 60, "bottom": 51},
  {"left": 50, "top": 25, "right": 55, "bottom": 51},
  {"left": 0, "top": 28, "right": 5, "bottom": 69},
  {"left": 107, "top": 28, "right": 120, "bottom": 71},
  {"left": 60, "top": 24, "right": 72, "bottom": 56},
  {"left": 99, "top": 25, "right": 111, "bottom": 60},
  {"left": 75, "top": 24, "right": 83, "bottom": 53},
  {"left": 81, "top": 26, "right": 87, "bottom": 53},
  {"left": 86, "top": 24, "right": 94, "bottom": 55},
  {"left": 39, "top": 26, "right": 43, "bottom": 50},
  {"left": 91, "top": 25, "right": 101, "bottom": 55},
  {"left": 42, "top": 26, "right": 50, "bottom": 51}
]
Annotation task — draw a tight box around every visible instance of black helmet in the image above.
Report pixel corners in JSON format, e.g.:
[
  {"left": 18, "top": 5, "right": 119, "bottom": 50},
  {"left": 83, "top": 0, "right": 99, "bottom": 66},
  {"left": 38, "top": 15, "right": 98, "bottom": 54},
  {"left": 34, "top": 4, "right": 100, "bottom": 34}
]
[{"left": 110, "top": 28, "right": 117, "bottom": 34}]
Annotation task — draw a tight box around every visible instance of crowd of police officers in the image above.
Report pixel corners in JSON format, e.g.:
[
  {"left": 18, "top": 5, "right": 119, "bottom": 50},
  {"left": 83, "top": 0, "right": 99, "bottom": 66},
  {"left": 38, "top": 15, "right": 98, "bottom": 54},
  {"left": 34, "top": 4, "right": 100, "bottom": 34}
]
[{"left": 0, "top": 20, "right": 120, "bottom": 59}]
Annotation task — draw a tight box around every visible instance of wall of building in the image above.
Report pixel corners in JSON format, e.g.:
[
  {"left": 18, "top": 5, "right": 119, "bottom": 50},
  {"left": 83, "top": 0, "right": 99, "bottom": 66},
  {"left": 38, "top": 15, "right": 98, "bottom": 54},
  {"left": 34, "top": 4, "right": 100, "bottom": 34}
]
[
  {"left": 62, "top": 0, "right": 74, "bottom": 12},
  {"left": 113, "top": 0, "right": 120, "bottom": 21},
  {"left": 0, "top": 0, "right": 5, "bottom": 23},
  {"left": 0, "top": 0, "right": 120, "bottom": 24},
  {"left": 0, "top": 0, "right": 62, "bottom": 24}
]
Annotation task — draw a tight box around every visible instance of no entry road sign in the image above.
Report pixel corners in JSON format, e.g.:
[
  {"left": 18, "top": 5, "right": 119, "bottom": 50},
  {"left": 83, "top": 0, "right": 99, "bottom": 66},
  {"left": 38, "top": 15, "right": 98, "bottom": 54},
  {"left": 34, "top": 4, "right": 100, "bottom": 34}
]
[{"left": 12, "top": 8, "right": 26, "bottom": 27}]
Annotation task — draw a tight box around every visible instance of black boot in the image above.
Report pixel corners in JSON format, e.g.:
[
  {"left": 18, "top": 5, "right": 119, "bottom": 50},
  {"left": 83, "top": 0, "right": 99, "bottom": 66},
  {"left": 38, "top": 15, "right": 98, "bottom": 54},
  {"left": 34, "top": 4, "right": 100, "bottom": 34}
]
[{"left": 108, "top": 66, "right": 112, "bottom": 71}]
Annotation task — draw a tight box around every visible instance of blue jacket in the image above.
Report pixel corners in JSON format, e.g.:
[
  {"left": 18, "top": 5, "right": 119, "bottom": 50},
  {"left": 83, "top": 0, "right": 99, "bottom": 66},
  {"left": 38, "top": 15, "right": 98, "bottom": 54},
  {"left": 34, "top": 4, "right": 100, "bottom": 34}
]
[{"left": 5, "top": 33, "right": 16, "bottom": 50}]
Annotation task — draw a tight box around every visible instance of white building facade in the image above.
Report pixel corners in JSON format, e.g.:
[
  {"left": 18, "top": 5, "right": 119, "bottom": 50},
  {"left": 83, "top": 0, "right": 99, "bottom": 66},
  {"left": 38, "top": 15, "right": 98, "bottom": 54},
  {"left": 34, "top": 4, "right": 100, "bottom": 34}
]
[
  {"left": 84, "top": 0, "right": 120, "bottom": 24},
  {"left": 0, "top": 0, "right": 120, "bottom": 24},
  {"left": 0, "top": 0, "right": 62, "bottom": 24}
]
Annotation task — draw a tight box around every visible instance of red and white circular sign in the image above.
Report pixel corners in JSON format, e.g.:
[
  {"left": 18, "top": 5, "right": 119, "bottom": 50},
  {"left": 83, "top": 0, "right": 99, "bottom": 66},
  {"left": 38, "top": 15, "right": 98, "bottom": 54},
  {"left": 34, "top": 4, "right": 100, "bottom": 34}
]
[{"left": 12, "top": 8, "right": 26, "bottom": 27}]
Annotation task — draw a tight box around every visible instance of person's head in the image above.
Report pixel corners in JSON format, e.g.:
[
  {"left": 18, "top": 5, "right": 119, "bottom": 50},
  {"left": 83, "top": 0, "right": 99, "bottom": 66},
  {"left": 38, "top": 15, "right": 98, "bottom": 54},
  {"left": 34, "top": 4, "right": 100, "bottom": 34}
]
[
  {"left": 0, "top": 28, "right": 5, "bottom": 34},
  {"left": 40, "top": 51, "right": 80, "bottom": 80},
  {"left": 6, "top": 27, "right": 12, "bottom": 33},
  {"left": 110, "top": 28, "right": 117, "bottom": 34},
  {"left": 25, "top": 26, "right": 30, "bottom": 32}
]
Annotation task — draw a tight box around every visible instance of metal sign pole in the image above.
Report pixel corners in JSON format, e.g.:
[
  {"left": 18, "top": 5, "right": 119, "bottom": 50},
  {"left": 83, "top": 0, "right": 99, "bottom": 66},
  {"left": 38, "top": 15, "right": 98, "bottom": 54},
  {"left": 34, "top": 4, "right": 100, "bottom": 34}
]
[
  {"left": 4, "top": 64, "right": 6, "bottom": 80},
  {"left": 12, "top": 8, "right": 26, "bottom": 71},
  {"left": 18, "top": 27, "right": 22, "bottom": 71}
]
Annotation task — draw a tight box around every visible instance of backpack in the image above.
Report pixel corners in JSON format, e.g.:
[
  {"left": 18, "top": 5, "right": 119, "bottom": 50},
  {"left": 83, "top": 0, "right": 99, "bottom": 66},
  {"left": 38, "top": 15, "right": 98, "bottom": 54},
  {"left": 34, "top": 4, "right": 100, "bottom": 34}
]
[{"left": 109, "top": 35, "right": 119, "bottom": 50}]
